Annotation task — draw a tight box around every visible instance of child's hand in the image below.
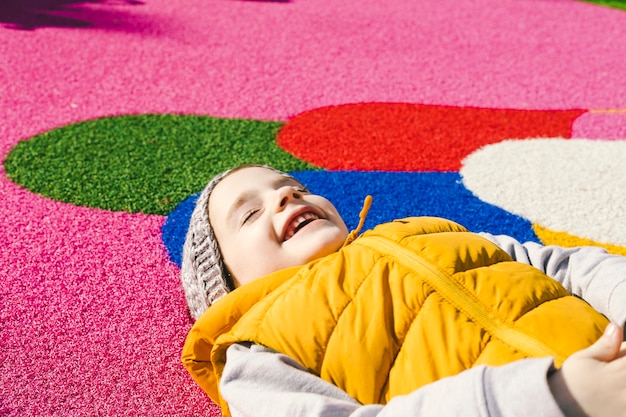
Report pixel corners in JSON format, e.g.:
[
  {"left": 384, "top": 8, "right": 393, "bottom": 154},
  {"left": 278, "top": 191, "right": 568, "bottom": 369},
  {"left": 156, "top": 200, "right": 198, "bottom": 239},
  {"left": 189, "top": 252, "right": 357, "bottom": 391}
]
[{"left": 549, "top": 322, "right": 626, "bottom": 417}]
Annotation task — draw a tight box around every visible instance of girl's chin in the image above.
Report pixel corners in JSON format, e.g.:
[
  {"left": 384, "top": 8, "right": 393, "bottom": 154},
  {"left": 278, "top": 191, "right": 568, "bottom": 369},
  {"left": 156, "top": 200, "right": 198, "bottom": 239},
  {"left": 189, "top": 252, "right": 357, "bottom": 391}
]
[{"left": 295, "top": 239, "right": 347, "bottom": 263}]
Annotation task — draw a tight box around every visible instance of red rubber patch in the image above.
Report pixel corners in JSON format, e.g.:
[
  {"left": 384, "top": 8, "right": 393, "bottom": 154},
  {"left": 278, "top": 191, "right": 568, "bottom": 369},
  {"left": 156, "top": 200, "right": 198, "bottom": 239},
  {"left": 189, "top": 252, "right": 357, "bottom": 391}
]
[{"left": 277, "top": 103, "right": 586, "bottom": 171}]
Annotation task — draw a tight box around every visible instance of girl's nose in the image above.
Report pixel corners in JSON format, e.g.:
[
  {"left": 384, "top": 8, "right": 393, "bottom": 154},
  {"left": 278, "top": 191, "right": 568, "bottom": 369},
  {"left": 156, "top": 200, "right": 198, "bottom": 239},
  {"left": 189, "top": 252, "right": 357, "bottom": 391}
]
[{"left": 277, "top": 187, "right": 302, "bottom": 209}]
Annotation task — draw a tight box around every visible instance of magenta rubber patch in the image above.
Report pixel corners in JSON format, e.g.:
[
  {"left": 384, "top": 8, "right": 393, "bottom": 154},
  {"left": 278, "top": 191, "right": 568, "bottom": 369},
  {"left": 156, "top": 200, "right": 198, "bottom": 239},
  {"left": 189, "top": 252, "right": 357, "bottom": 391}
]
[{"left": 1, "top": 0, "right": 625, "bottom": 415}]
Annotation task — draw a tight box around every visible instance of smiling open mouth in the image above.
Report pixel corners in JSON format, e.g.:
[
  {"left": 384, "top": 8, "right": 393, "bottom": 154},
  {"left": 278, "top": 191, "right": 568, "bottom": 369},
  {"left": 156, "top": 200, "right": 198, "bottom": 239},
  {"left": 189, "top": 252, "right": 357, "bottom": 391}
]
[{"left": 284, "top": 212, "right": 320, "bottom": 241}]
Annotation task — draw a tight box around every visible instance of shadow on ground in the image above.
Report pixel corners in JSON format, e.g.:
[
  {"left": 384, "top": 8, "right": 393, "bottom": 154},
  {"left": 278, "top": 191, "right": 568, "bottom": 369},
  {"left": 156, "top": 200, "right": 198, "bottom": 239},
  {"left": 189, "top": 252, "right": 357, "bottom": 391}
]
[{"left": 0, "top": 0, "right": 144, "bottom": 30}]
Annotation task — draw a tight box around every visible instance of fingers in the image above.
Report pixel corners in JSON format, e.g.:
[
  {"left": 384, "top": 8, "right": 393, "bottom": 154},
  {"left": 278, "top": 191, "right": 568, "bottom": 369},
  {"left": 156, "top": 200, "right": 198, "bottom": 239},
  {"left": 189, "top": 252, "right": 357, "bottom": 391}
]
[
  {"left": 605, "top": 323, "right": 623, "bottom": 357},
  {"left": 577, "top": 323, "right": 623, "bottom": 362},
  {"left": 621, "top": 321, "right": 626, "bottom": 359},
  {"left": 612, "top": 322, "right": 624, "bottom": 342},
  {"left": 620, "top": 342, "right": 626, "bottom": 360}
]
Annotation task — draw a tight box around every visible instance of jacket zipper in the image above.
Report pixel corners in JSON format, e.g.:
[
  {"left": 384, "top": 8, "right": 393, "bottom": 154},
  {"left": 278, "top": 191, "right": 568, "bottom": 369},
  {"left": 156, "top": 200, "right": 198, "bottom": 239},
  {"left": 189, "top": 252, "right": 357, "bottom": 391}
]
[{"left": 359, "top": 235, "right": 566, "bottom": 363}]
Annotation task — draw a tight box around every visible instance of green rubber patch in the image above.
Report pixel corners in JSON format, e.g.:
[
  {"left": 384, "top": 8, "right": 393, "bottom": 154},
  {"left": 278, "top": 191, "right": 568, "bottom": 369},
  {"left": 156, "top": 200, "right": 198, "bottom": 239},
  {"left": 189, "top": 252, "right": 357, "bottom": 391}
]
[
  {"left": 581, "top": 0, "right": 626, "bottom": 11},
  {"left": 4, "top": 114, "right": 316, "bottom": 215}
]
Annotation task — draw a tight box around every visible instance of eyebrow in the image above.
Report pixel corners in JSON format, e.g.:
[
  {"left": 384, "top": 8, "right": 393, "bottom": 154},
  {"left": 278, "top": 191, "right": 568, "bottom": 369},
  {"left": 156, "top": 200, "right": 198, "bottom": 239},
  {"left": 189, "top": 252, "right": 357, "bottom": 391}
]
[{"left": 225, "top": 175, "right": 304, "bottom": 227}]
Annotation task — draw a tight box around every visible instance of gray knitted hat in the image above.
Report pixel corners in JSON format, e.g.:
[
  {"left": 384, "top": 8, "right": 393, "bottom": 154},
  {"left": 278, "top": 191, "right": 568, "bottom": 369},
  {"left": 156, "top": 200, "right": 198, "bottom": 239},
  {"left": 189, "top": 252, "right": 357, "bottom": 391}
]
[{"left": 180, "top": 164, "right": 293, "bottom": 320}]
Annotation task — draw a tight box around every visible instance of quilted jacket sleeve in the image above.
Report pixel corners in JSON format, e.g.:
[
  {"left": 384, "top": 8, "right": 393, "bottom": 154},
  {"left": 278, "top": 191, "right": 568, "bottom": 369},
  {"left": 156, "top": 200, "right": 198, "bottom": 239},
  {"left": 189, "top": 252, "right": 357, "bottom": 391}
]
[{"left": 479, "top": 232, "right": 626, "bottom": 325}]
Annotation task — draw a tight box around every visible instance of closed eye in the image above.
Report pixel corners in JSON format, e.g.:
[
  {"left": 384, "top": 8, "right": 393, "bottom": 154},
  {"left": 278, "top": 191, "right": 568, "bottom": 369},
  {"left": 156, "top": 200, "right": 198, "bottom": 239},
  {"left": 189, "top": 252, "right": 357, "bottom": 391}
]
[{"left": 242, "top": 208, "right": 261, "bottom": 225}]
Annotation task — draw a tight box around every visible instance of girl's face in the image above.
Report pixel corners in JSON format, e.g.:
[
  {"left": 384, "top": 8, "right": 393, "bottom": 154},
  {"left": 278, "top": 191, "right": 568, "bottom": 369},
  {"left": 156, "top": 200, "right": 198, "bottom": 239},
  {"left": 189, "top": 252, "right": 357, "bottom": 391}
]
[{"left": 208, "top": 166, "right": 349, "bottom": 288}]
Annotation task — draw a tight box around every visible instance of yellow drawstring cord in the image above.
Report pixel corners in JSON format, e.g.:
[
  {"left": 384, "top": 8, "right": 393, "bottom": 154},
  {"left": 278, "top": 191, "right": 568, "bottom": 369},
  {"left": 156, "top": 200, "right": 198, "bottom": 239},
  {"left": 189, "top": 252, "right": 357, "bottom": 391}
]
[
  {"left": 588, "top": 109, "right": 626, "bottom": 114},
  {"left": 342, "top": 195, "right": 373, "bottom": 248}
]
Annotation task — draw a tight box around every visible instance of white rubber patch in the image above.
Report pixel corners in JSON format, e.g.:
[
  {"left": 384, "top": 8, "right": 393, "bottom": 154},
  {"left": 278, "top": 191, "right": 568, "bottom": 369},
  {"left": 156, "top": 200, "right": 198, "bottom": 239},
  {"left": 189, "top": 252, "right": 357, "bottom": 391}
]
[{"left": 460, "top": 138, "right": 626, "bottom": 246}]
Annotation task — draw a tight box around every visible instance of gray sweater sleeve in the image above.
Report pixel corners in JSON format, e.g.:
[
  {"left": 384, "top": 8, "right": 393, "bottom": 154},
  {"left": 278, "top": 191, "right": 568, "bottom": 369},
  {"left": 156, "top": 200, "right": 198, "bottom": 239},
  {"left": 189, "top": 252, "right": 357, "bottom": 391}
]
[
  {"left": 220, "top": 237, "right": 626, "bottom": 417},
  {"left": 221, "top": 344, "right": 565, "bottom": 417}
]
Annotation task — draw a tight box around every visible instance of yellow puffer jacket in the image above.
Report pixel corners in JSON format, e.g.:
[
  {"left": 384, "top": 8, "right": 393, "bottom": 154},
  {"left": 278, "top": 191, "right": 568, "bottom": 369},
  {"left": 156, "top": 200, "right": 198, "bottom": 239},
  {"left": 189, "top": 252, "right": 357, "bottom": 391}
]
[{"left": 182, "top": 217, "right": 608, "bottom": 414}]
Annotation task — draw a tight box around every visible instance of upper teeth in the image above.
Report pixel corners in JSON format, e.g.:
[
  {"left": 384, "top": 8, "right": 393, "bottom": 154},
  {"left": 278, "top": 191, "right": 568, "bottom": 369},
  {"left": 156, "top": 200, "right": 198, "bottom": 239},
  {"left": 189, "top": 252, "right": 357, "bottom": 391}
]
[{"left": 284, "top": 212, "right": 320, "bottom": 241}]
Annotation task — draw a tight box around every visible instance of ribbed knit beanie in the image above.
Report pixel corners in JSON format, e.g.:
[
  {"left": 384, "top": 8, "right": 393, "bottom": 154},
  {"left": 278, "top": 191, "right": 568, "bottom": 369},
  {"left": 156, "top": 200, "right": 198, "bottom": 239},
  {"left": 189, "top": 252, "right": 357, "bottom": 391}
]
[{"left": 180, "top": 164, "right": 292, "bottom": 320}]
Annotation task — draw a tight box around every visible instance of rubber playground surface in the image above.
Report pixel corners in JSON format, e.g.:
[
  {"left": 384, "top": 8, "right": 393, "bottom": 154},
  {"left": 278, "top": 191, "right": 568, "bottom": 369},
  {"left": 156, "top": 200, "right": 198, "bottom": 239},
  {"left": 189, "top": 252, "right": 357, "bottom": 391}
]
[{"left": 1, "top": 0, "right": 625, "bottom": 415}]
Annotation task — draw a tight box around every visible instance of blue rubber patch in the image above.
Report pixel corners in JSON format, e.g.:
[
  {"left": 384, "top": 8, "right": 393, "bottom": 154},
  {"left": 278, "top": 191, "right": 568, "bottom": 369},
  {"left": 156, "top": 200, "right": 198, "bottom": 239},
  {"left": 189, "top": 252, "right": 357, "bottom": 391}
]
[{"left": 162, "top": 171, "right": 538, "bottom": 267}]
